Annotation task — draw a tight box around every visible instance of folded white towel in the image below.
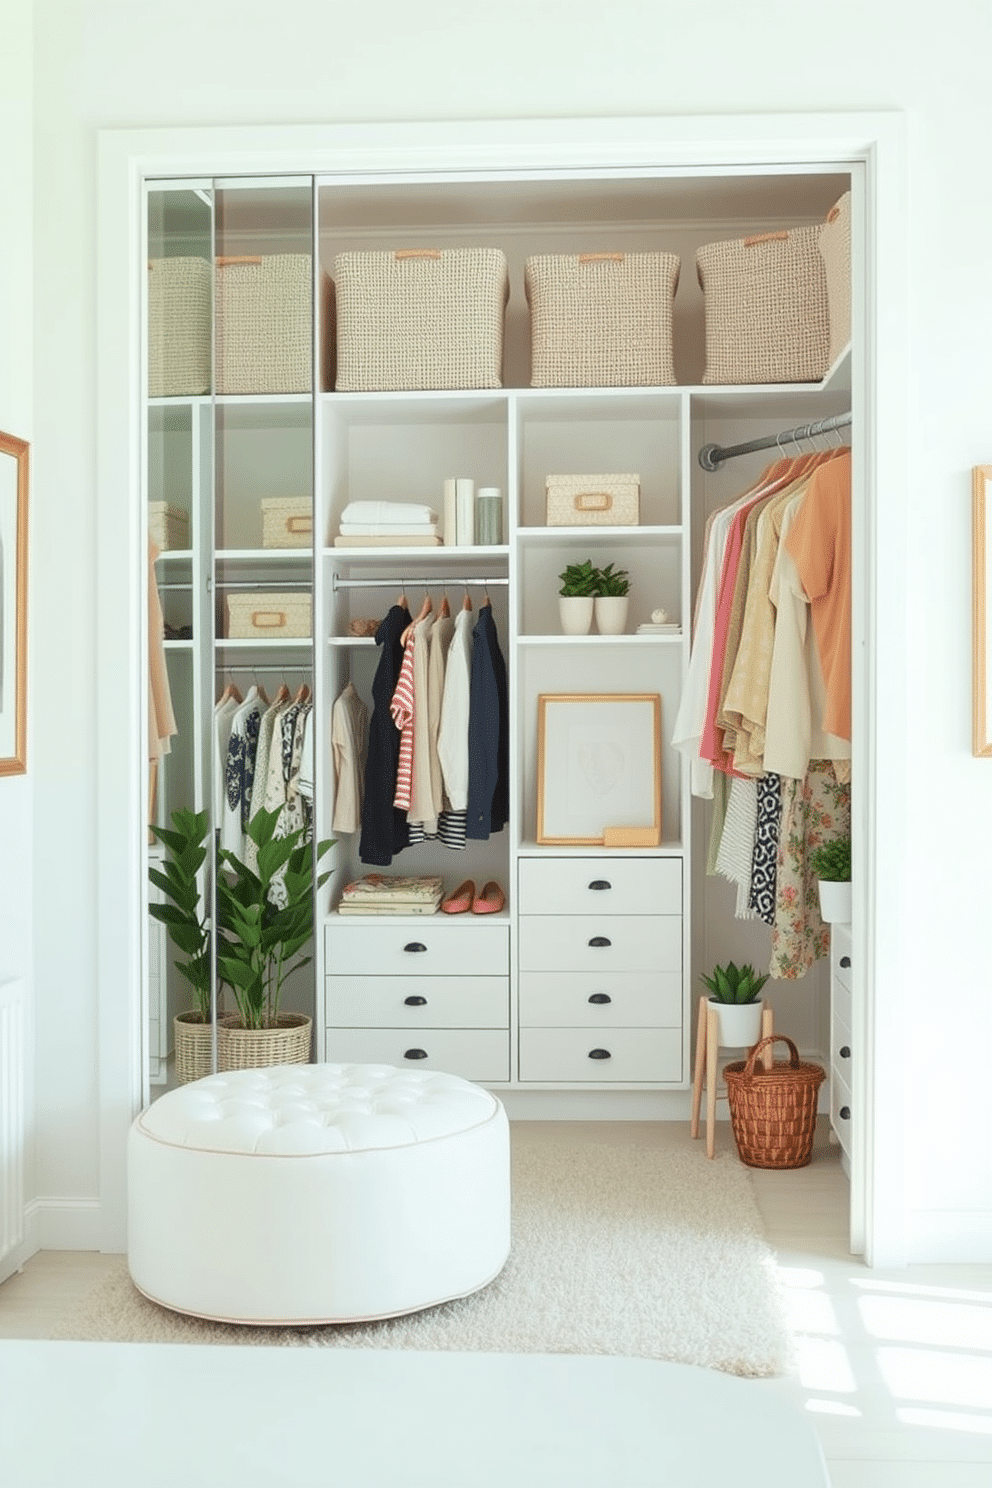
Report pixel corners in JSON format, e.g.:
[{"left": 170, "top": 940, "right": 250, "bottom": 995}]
[
  {"left": 341, "top": 501, "right": 438, "bottom": 525},
  {"left": 340, "top": 522, "right": 440, "bottom": 536}
]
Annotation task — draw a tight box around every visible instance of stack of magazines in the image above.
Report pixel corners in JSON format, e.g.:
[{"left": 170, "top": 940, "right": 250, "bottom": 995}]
[{"left": 338, "top": 874, "right": 444, "bottom": 915}]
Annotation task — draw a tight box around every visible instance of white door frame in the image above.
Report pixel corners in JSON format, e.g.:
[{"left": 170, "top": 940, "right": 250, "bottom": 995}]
[{"left": 96, "top": 113, "right": 909, "bottom": 1264}]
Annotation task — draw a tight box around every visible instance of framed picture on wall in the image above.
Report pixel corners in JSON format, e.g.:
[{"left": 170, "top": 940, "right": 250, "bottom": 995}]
[
  {"left": 973, "top": 465, "right": 992, "bottom": 757},
  {"left": 536, "top": 692, "right": 661, "bottom": 846},
  {"left": 0, "top": 432, "right": 28, "bottom": 776}
]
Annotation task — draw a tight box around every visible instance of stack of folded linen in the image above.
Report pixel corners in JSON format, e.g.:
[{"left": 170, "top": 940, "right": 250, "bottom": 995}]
[
  {"left": 337, "top": 873, "right": 445, "bottom": 915},
  {"left": 335, "top": 501, "right": 442, "bottom": 547}
]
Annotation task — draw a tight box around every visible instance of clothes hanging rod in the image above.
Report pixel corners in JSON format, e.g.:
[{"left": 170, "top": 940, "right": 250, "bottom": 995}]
[
  {"left": 332, "top": 575, "right": 508, "bottom": 590},
  {"left": 214, "top": 664, "right": 312, "bottom": 673},
  {"left": 157, "top": 582, "right": 193, "bottom": 592},
  {"left": 697, "top": 411, "right": 852, "bottom": 472},
  {"left": 214, "top": 579, "right": 313, "bottom": 590}
]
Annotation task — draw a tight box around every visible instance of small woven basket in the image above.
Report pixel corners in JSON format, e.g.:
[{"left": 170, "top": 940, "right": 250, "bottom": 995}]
[
  {"left": 724, "top": 1035, "right": 825, "bottom": 1170},
  {"left": 261, "top": 497, "right": 312, "bottom": 549},
  {"left": 545, "top": 473, "right": 640, "bottom": 527},
  {"left": 148, "top": 502, "right": 190, "bottom": 553},
  {"left": 215, "top": 254, "right": 313, "bottom": 394},
  {"left": 217, "top": 1013, "right": 312, "bottom": 1071},
  {"left": 818, "top": 191, "right": 851, "bottom": 367},
  {"left": 525, "top": 252, "right": 680, "bottom": 387},
  {"left": 147, "top": 257, "right": 212, "bottom": 397},
  {"left": 225, "top": 592, "right": 312, "bottom": 639},
  {"left": 333, "top": 248, "right": 509, "bottom": 391},
  {"left": 696, "top": 226, "right": 830, "bottom": 385},
  {"left": 173, "top": 1013, "right": 214, "bottom": 1085}
]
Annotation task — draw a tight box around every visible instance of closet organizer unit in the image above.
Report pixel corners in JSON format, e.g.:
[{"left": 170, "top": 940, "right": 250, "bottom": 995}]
[{"left": 146, "top": 171, "right": 853, "bottom": 1109}]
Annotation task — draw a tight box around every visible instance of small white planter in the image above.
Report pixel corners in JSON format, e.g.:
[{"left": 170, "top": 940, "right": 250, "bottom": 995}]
[
  {"left": 817, "top": 879, "right": 852, "bottom": 924},
  {"left": 558, "top": 595, "right": 594, "bottom": 635},
  {"left": 709, "top": 997, "right": 764, "bottom": 1049},
  {"left": 594, "top": 595, "right": 629, "bottom": 635}
]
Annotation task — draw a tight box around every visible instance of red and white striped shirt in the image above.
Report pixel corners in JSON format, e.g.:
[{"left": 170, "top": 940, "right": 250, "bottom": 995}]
[{"left": 390, "top": 630, "right": 416, "bottom": 810}]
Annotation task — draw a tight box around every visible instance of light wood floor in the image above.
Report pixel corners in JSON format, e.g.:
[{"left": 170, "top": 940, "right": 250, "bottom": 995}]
[{"left": 2, "top": 1117, "right": 991, "bottom": 1488}]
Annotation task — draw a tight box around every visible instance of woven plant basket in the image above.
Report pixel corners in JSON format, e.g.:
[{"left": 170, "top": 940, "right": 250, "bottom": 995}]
[
  {"left": 217, "top": 1013, "right": 312, "bottom": 1071},
  {"left": 525, "top": 252, "right": 680, "bottom": 388},
  {"left": 147, "top": 257, "right": 212, "bottom": 397},
  {"left": 333, "top": 248, "right": 509, "bottom": 392},
  {"left": 173, "top": 1012, "right": 215, "bottom": 1086},
  {"left": 696, "top": 226, "right": 830, "bottom": 385},
  {"left": 724, "top": 1035, "right": 825, "bottom": 1170},
  {"left": 214, "top": 254, "right": 313, "bottom": 394},
  {"left": 819, "top": 191, "right": 852, "bottom": 367}
]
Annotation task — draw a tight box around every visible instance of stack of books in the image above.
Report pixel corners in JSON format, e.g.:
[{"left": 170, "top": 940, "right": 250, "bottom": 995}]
[
  {"left": 337, "top": 874, "right": 445, "bottom": 915},
  {"left": 335, "top": 501, "right": 441, "bottom": 547},
  {"left": 636, "top": 621, "right": 682, "bottom": 636}
]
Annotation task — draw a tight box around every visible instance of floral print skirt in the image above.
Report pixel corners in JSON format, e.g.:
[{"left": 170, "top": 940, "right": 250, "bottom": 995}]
[{"left": 770, "top": 760, "right": 851, "bottom": 980}]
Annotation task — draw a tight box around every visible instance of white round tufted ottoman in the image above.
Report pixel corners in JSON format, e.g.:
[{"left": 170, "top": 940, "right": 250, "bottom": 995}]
[{"left": 126, "top": 1063, "right": 511, "bottom": 1325}]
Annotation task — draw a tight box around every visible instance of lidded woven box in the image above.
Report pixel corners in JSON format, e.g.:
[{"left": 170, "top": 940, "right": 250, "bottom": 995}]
[
  {"left": 225, "top": 592, "right": 312, "bottom": 639},
  {"left": 148, "top": 502, "right": 190, "bottom": 552},
  {"left": 545, "top": 474, "right": 640, "bottom": 527},
  {"left": 818, "top": 191, "right": 851, "bottom": 368},
  {"left": 214, "top": 254, "right": 313, "bottom": 394},
  {"left": 261, "top": 497, "right": 313, "bottom": 549},
  {"left": 525, "top": 252, "right": 680, "bottom": 388},
  {"left": 695, "top": 226, "right": 830, "bottom": 385},
  {"left": 333, "top": 248, "right": 509, "bottom": 391},
  {"left": 147, "top": 257, "right": 212, "bottom": 397}
]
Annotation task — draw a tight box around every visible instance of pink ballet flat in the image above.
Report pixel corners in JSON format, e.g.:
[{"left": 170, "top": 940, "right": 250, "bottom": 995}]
[
  {"left": 472, "top": 881, "right": 505, "bottom": 915},
  {"left": 441, "top": 879, "right": 475, "bottom": 914}
]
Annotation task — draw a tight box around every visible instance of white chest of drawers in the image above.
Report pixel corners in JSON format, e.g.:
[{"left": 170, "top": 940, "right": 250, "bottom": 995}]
[
  {"left": 517, "top": 857, "right": 684, "bottom": 1085},
  {"left": 829, "top": 923, "right": 854, "bottom": 1162}
]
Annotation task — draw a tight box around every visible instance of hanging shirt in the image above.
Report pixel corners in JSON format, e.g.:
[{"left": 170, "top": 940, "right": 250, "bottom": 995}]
[
  {"left": 785, "top": 451, "right": 852, "bottom": 740},
  {"left": 466, "top": 603, "right": 509, "bottom": 841},
  {"left": 330, "top": 682, "right": 369, "bottom": 835},
  {"left": 359, "top": 603, "right": 413, "bottom": 868},
  {"left": 390, "top": 628, "right": 417, "bottom": 813},
  {"left": 407, "top": 612, "right": 438, "bottom": 834},
  {"left": 220, "top": 686, "right": 264, "bottom": 861},
  {"left": 148, "top": 540, "right": 177, "bottom": 762},
  {"left": 213, "top": 693, "right": 241, "bottom": 824},
  {"left": 437, "top": 607, "right": 473, "bottom": 812},
  {"left": 428, "top": 610, "right": 454, "bottom": 818}
]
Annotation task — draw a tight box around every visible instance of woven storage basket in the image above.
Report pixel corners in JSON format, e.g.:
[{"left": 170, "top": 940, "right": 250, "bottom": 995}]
[
  {"left": 225, "top": 592, "right": 312, "bottom": 639},
  {"left": 546, "top": 473, "right": 640, "bottom": 527},
  {"left": 525, "top": 252, "right": 680, "bottom": 388},
  {"left": 148, "top": 501, "right": 190, "bottom": 552},
  {"left": 696, "top": 227, "right": 830, "bottom": 385},
  {"left": 214, "top": 254, "right": 312, "bottom": 394},
  {"left": 819, "top": 191, "right": 852, "bottom": 367},
  {"left": 261, "top": 497, "right": 312, "bottom": 549},
  {"left": 217, "top": 1013, "right": 312, "bottom": 1071},
  {"left": 333, "top": 248, "right": 509, "bottom": 391},
  {"left": 147, "top": 257, "right": 212, "bottom": 397},
  {"left": 173, "top": 1013, "right": 214, "bottom": 1086},
  {"left": 724, "top": 1035, "right": 825, "bottom": 1170}
]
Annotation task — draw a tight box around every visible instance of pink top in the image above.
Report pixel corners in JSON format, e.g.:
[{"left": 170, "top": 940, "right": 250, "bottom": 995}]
[{"left": 390, "top": 631, "right": 416, "bottom": 810}]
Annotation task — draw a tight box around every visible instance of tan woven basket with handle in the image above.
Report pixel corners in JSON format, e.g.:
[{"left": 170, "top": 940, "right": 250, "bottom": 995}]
[
  {"left": 525, "top": 252, "right": 680, "bottom": 387},
  {"left": 225, "top": 592, "right": 312, "bottom": 639},
  {"left": 333, "top": 248, "right": 509, "bottom": 391},
  {"left": 215, "top": 254, "right": 313, "bottom": 394},
  {"left": 261, "top": 497, "right": 313, "bottom": 549},
  {"left": 217, "top": 1013, "right": 312, "bottom": 1071},
  {"left": 696, "top": 226, "right": 830, "bottom": 385},
  {"left": 723, "top": 1035, "right": 825, "bottom": 1169},
  {"left": 147, "top": 257, "right": 212, "bottom": 397},
  {"left": 819, "top": 192, "right": 852, "bottom": 367},
  {"left": 545, "top": 473, "right": 640, "bottom": 527}
]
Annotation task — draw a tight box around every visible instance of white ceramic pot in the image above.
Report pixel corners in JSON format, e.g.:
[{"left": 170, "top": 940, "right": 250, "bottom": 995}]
[
  {"left": 558, "top": 595, "right": 594, "bottom": 635},
  {"left": 818, "top": 879, "right": 853, "bottom": 924},
  {"left": 709, "top": 997, "right": 764, "bottom": 1049},
  {"left": 594, "top": 595, "right": 629, "bottom": 635}
]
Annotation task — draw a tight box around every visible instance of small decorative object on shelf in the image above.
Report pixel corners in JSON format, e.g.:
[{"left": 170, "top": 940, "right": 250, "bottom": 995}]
[
  {"left": 476, "top": 486, "right": 503, "bottom": 545},
  {"left": 557, "top": 559, "right": 598, "bottom": 635},
  {"left": 808, "top": 835, "right": 852, "bottom": 923},
  {"left": 636, "top": 605, "right": 681, "bottom": 636},
  {"left": 593, "top": 562, "right": 631, "bottom": 635},
  {"left": 347, "top": 617, "right": 381, "bottom": 638}
]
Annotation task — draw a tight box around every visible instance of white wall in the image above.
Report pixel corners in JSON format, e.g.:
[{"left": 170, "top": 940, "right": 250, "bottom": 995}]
[{"left": 30, "top": 0, "right": 992, "bottom": 1259}]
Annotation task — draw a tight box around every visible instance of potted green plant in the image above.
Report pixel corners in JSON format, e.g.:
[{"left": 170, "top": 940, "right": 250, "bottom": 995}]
[
  {"left": 215, "top": 806, "right": 335, "bottom": 1070},
  {"left": 557, "top": 558, "right": 598, "bottom": 635},
  {"left": 593, "top": 562, "right": 631, "bottom": 635},
  {"left": 809, "top": 835, "right": 852, "bottom": 924},
  {"left": 148, "top": 807, "right": 217, "bottom": 1084},
  {"left": 700, "top": 960, "right": 770, "bottom": 1047}
]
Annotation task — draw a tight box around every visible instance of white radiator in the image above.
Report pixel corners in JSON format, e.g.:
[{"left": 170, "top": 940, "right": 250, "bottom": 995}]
[{"left": 0, "top": 979, "right": 25, "bottom": 1267}]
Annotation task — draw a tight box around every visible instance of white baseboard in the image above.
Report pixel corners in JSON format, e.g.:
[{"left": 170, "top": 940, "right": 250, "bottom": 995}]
[
  {"left": 26, "top": 1197, "right": 104, "bottom": 1252},
  {"left": 908, "top": 1209, "right": 992, "bottom": 1264}
]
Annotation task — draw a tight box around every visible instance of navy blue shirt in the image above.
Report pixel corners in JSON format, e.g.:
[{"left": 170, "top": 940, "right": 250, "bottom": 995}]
[{"left": 358, "top": 603, "right": 412, "bottom": 866}]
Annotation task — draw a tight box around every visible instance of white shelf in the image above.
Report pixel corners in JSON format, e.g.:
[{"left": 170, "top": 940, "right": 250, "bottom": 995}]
[
  {"left": 216, "top": 548, "right": 313, "bottom": 563},
  {"left": 215, "top": 638, "right": 313, "bottom": 650},
  {"left": 517, "top": 634, "right": 683, "bottom": 646},
  {"left": 324, "top": 545, "right": 508, "bottom": 562},
  {"left": 517, "top": 527, "right": 681, "bottom": 541}
]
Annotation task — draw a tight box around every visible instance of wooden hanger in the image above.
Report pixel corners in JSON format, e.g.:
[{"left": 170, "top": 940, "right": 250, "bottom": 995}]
[
  {"left": 217, "top": 681, "right": 242, "bottom": 706},
  {"left": 401, "top": 591, "right": 433, "bottom": 647},
  {"left": 439, "top": 591, "right": 451, "bottom": 619},
  {"left": 272, "top": 682, "right": 291, "bottom": 706},
  {"left": 461, "top": 584, "right": 473, "bottom": 612},
  {"left": 294, "top": 681, "right": 312, "bottom": 706}
]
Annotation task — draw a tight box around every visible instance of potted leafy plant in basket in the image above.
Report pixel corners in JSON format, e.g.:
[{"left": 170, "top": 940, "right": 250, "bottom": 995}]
[
  {"left": 700, "top": 960, "right": 770, "bottom": 1048},
  {"left": 593, "top": 562, "right": 631, "bottom": 635},
  {"left": 808, "top": 835, "right": 852, "bottom": 924},
  {"left": 557, "top": 559, "right": 598, "bottom": 635},
  {"left": 148, "top": 807, "right": 218, "bottom": 1084},
  {"left": 215, "top": 806, "right": 335, "bottom": 1070}
]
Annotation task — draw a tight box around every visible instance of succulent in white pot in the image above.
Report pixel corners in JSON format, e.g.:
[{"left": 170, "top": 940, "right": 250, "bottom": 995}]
[
  {"left": 700, "top": 961, "right": 770, "bottom": 1047},
  {"left": 593, "top": 562, "right": 631, "bottom": 635},
  {"left": 557, "top": 559, "right": 597, "bottom": 635}
]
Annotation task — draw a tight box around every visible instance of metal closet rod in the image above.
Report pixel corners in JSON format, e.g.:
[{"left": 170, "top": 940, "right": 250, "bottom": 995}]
[
  {"left": 332, "top": 576, "right": 509, "bottom": 590},
  {"left": 697, "top": 411, "right": 852, "bottom": 472}
]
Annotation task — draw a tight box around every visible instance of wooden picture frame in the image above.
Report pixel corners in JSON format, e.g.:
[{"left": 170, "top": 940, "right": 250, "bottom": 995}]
[
  {"left": 536, "top": 693, "right": 662, "bottom": 846},
  {"left": 973, "top": 466, "right": 992, "bottom": 756},
  {"left": 0, "top": 432, "right": 28, "bottom": 776}
]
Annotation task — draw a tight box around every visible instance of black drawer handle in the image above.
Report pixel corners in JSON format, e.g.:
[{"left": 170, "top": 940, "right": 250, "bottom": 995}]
[
  {"left": 404, "top": 1048, "right": 428, "bottom": 1060},
  {"left": 839, "top": 1045, "right": 851, "bottom": 1059},
  {"left": 588, "top": 880, "right": 612, "bottom": 891},
  {"left": 839, "top": 1105, "right": 851, "bottom": 1120},
  {"left": 588, "top": 993, "right": 612, "bottom": 1005},
  {"left": 839, "top": 955, "right": 851, "bottom": 969},
  {"left": 403, "top": 942, "right": 427, "bottom": 954},
  {"left": 588, "top": 936, "right": 612, "bottom": 948},
  {"left": 588, "top": 1048, "right": 612, "bottom": 1060},
  {"left": 404, "top": 996, "right": 427, "bottom": 1007}
]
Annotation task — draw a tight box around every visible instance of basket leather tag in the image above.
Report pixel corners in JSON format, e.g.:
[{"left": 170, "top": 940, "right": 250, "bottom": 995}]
[
  {"left": 252, "top": 611, "right": 286, "bottom": 629},
  {"left": 216, "top": 256, "right": 263, "bottom": 266},
  {"left": 575, "top": 492, "right": 612, "bottom": 511},
  {"left": 578, "top": 253, "right": 624, "bottom": 263},
  {"left": 395, "top": 249, "right": 441, "bottom": 261},
  {"left": 742, "top": 232, "right": 789, "bottom": 248},
  {"left": 286, "top": 516, "right": 312, "bottom": 534}
]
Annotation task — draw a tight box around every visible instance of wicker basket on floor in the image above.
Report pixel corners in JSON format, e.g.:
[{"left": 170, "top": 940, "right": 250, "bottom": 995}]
[
  {"left": 217, "top": 1013, "right": 312, "bottom": 1071},
  {"left": 724, "top": 1035, "right": 825, "bottom": 1170}
]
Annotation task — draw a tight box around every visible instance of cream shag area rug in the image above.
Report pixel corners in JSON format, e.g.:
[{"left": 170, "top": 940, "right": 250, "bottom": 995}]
[{"left": 58, "top": 1140, "right": 790, "bottom": 1377}]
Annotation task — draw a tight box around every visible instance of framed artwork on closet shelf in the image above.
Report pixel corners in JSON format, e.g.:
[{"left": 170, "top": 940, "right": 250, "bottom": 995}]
[
  {"left": 536, "top": 692, "right": 662, "bottom": 846},
  {"left": 0, "top": 432, "right": 28, "bottom": 776},
  {"left": 973, "top": 465, "right": 992, "bottom": 757}
]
